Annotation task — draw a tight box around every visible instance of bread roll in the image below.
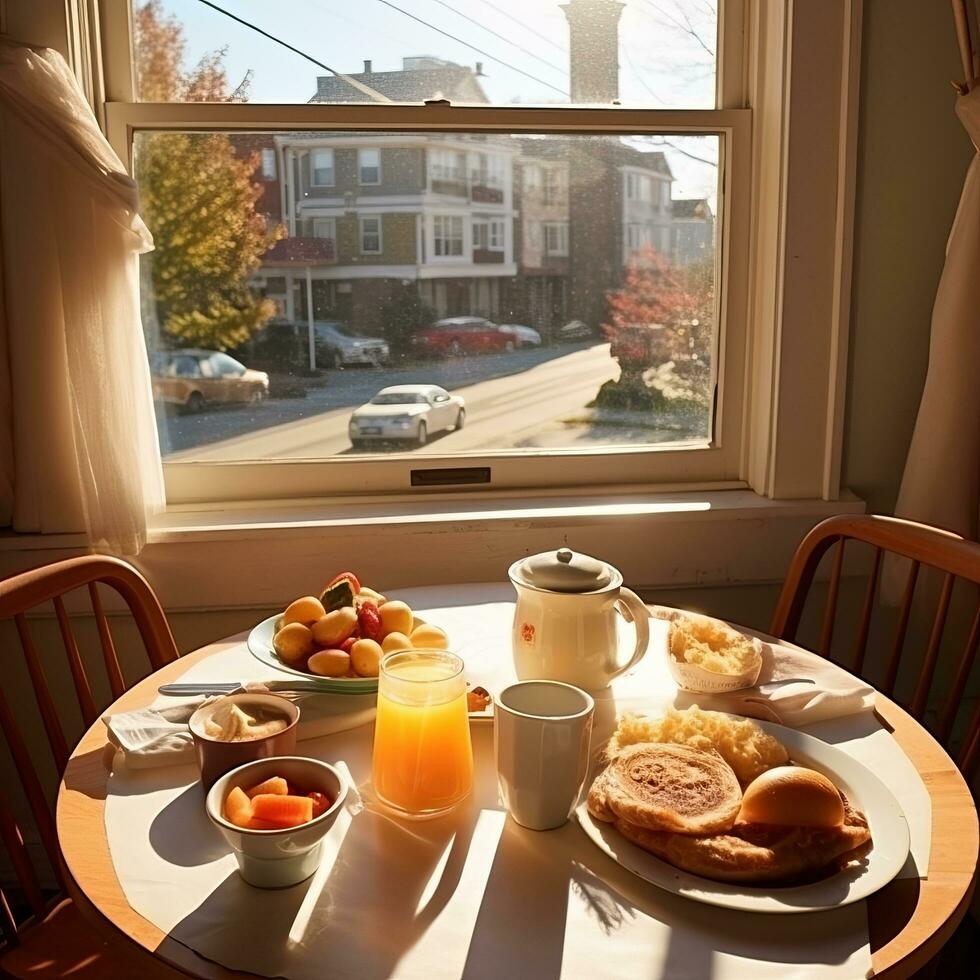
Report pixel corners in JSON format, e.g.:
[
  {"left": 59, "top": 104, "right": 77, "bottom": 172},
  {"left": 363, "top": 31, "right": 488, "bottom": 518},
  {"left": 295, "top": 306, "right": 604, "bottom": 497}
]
[{"left": 738, "top": 766, "right": 845, "bottom": 828}]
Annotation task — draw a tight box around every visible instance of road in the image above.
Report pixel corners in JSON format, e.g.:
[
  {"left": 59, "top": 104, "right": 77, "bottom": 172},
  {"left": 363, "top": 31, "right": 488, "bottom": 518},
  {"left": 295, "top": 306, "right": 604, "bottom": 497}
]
[{"left": 162, "top": 343, "right": 619, "bottom": 461}]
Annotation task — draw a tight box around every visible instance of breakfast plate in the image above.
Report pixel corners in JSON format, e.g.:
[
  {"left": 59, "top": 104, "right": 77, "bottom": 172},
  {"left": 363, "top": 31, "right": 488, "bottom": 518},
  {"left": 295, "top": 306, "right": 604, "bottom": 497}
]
[
  {"left": 248, "top": 615, "right": 379, "bottom": 694},
  {"left": 576, "top": 720, "right": 910, "bottom": 913}
]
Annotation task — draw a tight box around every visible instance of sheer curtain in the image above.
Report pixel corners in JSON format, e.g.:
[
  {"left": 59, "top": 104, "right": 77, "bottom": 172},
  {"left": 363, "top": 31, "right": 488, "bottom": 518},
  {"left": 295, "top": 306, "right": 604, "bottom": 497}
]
[
  {"left": 893, "top": 85, "right": 980, "bottom": 542},
  {"left": 0, "top": 42, "right": 164, "bottom": 554}
]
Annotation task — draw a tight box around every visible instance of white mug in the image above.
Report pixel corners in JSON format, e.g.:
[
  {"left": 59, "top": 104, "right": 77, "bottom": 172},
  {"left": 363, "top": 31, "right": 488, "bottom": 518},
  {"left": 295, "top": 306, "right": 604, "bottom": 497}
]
[{"left": 494, "top": 680, "right": 595, "bottom": 831}]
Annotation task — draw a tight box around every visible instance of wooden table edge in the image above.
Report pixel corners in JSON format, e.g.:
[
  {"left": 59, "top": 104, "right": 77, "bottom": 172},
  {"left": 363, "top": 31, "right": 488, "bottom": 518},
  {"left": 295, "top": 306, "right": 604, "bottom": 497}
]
[{"left": 55, "top": 631, "right": 979, "bottom": 979}]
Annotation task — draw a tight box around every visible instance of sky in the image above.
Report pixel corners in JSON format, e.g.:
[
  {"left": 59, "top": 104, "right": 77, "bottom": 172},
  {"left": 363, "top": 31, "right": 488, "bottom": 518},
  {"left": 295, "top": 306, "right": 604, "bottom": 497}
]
[{"left": 146, "top": 0, "right": 719, "bottom": 204}]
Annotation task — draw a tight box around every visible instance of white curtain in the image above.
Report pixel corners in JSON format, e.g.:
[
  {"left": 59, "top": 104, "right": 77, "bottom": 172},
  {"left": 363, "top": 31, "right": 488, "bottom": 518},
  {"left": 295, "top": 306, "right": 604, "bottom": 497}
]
[
  {"left": 893, "top": 86, "right": 980, "bottom": 542},
  {"left": 0, "top": 42, "right": 164, "bottom": 555}
]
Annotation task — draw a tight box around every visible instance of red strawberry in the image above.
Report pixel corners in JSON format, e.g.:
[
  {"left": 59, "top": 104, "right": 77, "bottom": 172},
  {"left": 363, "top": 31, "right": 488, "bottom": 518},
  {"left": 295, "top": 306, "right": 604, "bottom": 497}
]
[
  {"left": 340, "top": 636, "right": 357, "bottom": 653},
  {"left": 357, "top": 600, "right": 383, "bottom": 642},
  {"left": 308, "top": 791, "right": 332, "bottom": 818}
]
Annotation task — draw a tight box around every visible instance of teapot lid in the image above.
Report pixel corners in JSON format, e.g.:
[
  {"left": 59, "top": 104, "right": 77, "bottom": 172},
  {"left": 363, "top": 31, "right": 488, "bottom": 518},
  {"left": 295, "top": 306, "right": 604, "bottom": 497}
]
[{"left": 516, "top": 548, "right": 613, "bottom": 593}]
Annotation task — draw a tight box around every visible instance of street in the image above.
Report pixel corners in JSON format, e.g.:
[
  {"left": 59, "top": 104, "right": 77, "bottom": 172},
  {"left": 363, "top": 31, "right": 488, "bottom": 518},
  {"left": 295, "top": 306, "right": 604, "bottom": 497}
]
[{"left": 160, "top": 342, "right": 622, "bottom": 461}]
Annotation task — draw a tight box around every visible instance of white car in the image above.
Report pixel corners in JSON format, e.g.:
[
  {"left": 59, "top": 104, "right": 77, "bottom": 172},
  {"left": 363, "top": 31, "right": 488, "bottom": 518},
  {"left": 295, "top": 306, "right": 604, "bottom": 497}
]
[
  {"left": 349, "top": 384, "right": 466, "bottom": 447},
  {"left": 499, "top": 324, "right": 542, "bottom": 347}
]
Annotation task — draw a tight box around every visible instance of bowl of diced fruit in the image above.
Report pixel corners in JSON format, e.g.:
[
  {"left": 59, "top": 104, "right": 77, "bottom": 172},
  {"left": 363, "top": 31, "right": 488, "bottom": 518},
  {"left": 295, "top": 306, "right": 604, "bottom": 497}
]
[
  {"left": 248, "top": 572, "right": 450, "bottom": 694},
  {"left": 206, "top": 756, "right": 348, "bottom": 888}
]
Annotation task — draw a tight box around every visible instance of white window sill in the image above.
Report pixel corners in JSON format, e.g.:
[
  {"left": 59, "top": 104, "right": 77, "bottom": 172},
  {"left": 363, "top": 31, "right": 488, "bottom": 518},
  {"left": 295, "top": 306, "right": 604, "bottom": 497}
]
[{"left": 0, "top": 489, "right": 864, "bottom": 613}]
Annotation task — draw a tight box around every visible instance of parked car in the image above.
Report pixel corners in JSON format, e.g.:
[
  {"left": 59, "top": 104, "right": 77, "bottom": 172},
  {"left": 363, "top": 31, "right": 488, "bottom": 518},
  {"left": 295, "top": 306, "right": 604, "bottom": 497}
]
[
  {"left": 348, "top": 385, "right": 466, "bottom": 447},
  {"left": 313, "top": 321, "right": 389, "bottom": 368},
  {"left": 499, "top": 324, "right": 542, "bottom": 347},
  {"left": 558, "top": 320, "right": 593, "bottom": 341},
  {"left": 151, "top": 349, "right": 269, "bottom": 413},
  {"left": 412, "top": 317, "right": 515, "bottom": 357}
]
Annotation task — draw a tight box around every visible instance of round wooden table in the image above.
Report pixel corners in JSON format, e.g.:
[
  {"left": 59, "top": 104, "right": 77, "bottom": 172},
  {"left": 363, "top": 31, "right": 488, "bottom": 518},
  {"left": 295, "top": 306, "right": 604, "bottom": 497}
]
[{"left": 57, "top": 629, "right": 978, "bottom": 979}]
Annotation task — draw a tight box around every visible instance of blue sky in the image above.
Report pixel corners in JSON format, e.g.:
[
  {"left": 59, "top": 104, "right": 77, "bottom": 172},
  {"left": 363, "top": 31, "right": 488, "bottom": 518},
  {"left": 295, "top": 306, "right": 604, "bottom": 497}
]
[{"left": 146, "top": 0, "right": 719, "bottom": 202}]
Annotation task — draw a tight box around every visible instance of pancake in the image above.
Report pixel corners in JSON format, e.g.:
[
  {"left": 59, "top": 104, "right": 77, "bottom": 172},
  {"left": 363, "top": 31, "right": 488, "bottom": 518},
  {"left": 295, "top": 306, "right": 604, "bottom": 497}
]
[
  {"left": 615, "top": 796, "right": 872, "bottom": 884},
  {"left": 589, "top": 743, "right": 742, "bottom": 835}
]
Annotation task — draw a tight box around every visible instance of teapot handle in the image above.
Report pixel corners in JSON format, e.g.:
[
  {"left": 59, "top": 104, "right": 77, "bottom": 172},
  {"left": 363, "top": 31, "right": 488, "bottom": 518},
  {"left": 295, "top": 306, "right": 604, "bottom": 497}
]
[{"left": 610, "top": 588, "right": 651, "bottom": 681}]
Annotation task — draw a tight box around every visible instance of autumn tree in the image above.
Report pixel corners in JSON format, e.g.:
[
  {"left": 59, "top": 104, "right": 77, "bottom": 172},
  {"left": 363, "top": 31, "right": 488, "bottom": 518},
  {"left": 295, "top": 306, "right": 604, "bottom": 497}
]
[{"left": 134, "top": 1, "right": 280, "bottom": 350}]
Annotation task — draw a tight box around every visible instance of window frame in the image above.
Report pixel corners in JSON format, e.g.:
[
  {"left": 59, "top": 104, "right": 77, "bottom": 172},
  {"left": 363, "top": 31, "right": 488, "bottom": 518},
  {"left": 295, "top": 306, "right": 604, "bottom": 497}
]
[
  {"left": 312, "top": 216, "right": 336, "bottom": 241},
  {"left": 310, "top": 148, "right": 334, "bottom": 187},
  {"left": 432, "top": 213, "right": 466, "bottom": 259},
  {"left": 89, "top": 0, "right": 861, "bottom": 510},
  {"left": 260, "top": 147, "right": 276, "bottom": 180},
  {"left": 357, "top": 147, "right": 381, "bottom": 186},
  {"left": 544, "top": 221, "right": 569, "bottom": 257},
  {"left": 358, "top": 214, "right": 382, "bottom": 255}
]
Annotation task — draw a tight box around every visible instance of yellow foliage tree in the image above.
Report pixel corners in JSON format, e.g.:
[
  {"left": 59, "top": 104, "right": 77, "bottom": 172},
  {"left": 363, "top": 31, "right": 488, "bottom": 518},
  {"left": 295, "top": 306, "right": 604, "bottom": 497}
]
[{"left": 134, "top": 1, "right": 281, "bottom": 350}]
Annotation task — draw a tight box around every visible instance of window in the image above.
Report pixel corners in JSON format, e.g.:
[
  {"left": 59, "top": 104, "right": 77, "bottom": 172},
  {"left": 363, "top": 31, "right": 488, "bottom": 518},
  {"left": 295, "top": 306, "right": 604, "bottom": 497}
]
[
  {"left": 543, "top": 168, "right": 564, "bottom": 205},
  {"left": 472, "top": 221, "right": 488, "bottom": 250},
  {"left": 311, "top": 149, "right": 334, "bottom": 186},
  {"left": 105, "top": 0, "right": 866, "bottom": 509},
  {"left": 430, "top": 149, "right": 466, "bottom": 185},
  {"left": 312, "top": 217, "right": 336, "bottom": 240},
  {"left": 544, "top": 222, "right": 569, "bottom": 256},
  {"left": 358, "top": 148, "right": 381, "bottom": 185},
  {"left": 260, "top": 148, "right": 277, "bottom": 180},
  {"left": 359, "top": 216, "right": 382, "bottom": 254},
  {"left": 489, "top": 220, "right": 505, "bottom": 251},
  {"left": 433, "top": 215, "right": 464, "bottom": 257},
  {"left": 523, "top": 165, "right": 541, "bottom": 192}
]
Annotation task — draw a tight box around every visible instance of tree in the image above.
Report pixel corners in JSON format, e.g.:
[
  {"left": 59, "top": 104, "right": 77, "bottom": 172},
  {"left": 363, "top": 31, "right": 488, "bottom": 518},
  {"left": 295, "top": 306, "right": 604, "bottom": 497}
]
[{"left": 134, "top": 1, "right": 280, "bottom": 350}]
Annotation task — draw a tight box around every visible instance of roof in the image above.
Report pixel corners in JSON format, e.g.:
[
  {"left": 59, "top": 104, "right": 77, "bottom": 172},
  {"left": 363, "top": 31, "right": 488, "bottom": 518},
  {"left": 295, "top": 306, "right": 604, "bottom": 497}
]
[
  {"left": 311, "top": 62, "right": 489, "bottom": 105},
  {"left": 672, "top": 198, "right": 712, "bottom": 219}
]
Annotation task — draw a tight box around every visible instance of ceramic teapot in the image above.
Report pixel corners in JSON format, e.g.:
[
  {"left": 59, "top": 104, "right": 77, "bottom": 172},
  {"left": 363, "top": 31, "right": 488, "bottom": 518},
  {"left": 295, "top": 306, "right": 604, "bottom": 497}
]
[{"left": 508, "top": 549, "right": 650, "bottom": 690}]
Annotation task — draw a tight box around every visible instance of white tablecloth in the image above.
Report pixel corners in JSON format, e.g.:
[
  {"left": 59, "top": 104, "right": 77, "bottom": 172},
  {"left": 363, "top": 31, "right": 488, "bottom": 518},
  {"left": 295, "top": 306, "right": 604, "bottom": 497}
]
[{"left": 103, "top": 585, "right": 933, "bottom": 979}]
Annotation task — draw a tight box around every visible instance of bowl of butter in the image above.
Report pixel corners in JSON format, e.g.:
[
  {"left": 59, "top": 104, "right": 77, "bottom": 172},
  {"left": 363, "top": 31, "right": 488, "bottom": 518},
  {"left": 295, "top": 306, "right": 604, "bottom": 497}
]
[{"left": 189, "top": 693, "right": 300, "bottom": 789}]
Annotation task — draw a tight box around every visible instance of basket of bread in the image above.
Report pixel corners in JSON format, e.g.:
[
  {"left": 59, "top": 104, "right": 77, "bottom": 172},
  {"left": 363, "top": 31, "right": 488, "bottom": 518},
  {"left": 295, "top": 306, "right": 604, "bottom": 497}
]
[
  {"left": 585, "top": 707, "right": 875, "bottom": 894},
  {"left": 656, "top": 609, "right": 764, "bottom": 694}
]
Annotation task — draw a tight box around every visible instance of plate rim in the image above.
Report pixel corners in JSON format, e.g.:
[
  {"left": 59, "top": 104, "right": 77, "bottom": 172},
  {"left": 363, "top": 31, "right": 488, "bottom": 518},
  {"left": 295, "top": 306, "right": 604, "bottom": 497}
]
[{"left": 576, "top": 719, "right": 911, "bottom": 914}]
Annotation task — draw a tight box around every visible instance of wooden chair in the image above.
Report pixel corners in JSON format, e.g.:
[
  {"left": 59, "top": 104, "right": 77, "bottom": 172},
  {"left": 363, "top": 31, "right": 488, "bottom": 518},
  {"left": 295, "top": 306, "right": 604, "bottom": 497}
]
[
  {"left": 0, "top": 555, "right": 180, "bottom": 978},
  {"left": 771, "top": 514, "right": 980, "bottom": 783}
]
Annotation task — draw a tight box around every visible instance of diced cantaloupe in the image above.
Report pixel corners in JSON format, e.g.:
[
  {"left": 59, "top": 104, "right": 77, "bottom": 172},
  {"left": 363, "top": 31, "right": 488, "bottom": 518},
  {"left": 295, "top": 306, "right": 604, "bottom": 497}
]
[
  {"left": 251, "top": 793, "right": 314, "bottom": 828},
  {"left": 246, "top": 817, "right": 281, "bottom": 831},
  {"left": 224, "top": 786, "right": 254, "bottom": 829},
  {"left": 246, "top": 776, "right": 288, "bottom": 799}
]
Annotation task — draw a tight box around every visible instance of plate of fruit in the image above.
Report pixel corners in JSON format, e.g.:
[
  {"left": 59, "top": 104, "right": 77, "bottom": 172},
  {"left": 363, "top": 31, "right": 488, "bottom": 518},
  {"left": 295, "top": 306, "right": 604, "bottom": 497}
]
[{"left": 248, "top": 572, "right": 450, "bottom": 694}]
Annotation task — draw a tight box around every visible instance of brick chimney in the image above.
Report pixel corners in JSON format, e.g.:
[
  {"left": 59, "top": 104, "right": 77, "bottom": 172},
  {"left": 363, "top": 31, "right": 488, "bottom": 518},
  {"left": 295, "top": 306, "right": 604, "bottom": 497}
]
[{"left": 561, "top": 0, "right": 624, "bottom": 104}]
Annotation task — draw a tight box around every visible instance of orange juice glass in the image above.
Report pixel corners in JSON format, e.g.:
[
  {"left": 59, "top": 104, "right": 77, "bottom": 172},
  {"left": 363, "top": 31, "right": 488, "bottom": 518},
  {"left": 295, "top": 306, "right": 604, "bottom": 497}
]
[{"left": 372, "top": 649, "right": 473, "bottom": 818}]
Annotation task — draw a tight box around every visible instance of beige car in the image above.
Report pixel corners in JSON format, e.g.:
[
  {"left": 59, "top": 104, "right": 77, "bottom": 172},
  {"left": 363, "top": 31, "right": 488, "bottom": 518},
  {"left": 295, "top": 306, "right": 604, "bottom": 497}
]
[{"left": 152, "top": 349, "right": 269, "bottom": 413}]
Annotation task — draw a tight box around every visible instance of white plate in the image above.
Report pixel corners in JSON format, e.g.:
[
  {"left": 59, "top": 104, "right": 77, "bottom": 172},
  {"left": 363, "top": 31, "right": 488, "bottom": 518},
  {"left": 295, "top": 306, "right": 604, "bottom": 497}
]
[{"left": 576, "top": 721, "right": 910, "bottom": 914}]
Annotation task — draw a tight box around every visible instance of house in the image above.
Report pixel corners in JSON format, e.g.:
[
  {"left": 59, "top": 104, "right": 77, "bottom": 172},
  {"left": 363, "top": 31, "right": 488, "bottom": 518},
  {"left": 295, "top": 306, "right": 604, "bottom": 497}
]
[
  {"left": 671, "top": 198, "right": 715, "bottom": 265},
  {"left": 310, "top": 56, "right": 489, "bottom": 105}
]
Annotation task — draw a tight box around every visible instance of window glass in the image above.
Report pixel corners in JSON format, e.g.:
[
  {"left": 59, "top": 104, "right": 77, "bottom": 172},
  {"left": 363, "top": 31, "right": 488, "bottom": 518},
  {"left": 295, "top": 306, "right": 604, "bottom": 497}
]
[
  {"left": 360, "top": 216, "right": 382, "bottom": 253},
  {"left": 260, "top": 147, "right": 277, "bottom": 179},
  {"left": 135, "top": 129, "right": 719, "bottom": 461},
  {"left": 359, "top": 148, "right": 381, "bottom": 185},
  {"left": 311, "top": 149, "right": 334, "bottom": 186},
  {"left": 131, "top": 1, "right": 718, "bottom": 109}
]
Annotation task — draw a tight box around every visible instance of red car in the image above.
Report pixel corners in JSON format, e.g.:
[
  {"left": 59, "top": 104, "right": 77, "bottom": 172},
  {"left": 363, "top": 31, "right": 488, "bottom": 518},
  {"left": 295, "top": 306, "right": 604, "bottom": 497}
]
[{"left": 412, "top": 317, "right": 516, "bottom": 357}]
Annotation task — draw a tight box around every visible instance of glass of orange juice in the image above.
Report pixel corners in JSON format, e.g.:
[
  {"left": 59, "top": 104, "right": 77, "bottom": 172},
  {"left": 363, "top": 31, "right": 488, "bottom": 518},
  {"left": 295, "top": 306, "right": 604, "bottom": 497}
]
[{"left": 372, "top": 649, "right": 473, "bottom": 818}]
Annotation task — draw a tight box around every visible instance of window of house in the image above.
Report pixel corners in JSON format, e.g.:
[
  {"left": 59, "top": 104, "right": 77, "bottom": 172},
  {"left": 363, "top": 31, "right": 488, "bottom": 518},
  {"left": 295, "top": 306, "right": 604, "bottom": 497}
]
[
  {"left": 489, "top": 220, "right": 505, "bottom": 251},
  {"left": 359, "top": 215, "right": 382, "bottom": 254},
  {"left": 545, "top": 222, "right": 569, "bottom": 256},
  {"left": 433, "top": 215, "right": 465, "bottom": 257},
  {"left": 430, "top": 149, "right": 466, "bottom": 185},
  {"left": 260, "top": 148, "right": 277, "bottom": 180},
  {"left": 543, "top": 168, "right": 563, "bottom": 205},
  {"left": 99, "top": 0, "right": 859, "bottom": 507},
  {"left": 312, "top": 217, "right": 336, "bottom": 240},
  {"left": 311, "top": 149, "right": 334, "bottom": 186},
  {"left": 358, "top": 148, "right": 381, "bottom": 185}
]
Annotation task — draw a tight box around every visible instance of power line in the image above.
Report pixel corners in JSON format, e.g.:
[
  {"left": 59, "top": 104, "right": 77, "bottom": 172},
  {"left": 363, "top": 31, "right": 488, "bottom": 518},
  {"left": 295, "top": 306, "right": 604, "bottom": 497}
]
[
  {"left": 475, "top": 0, "right": 566, "bottom": 55},
  {"left": 429, "top": 0, "right": 567, "bottom": 76},
  {"left": 194, "top": 0, "right": 391, "bottom": 102},
  {"left": 373, "top": 0, "right": 569, "bottom": 97}
]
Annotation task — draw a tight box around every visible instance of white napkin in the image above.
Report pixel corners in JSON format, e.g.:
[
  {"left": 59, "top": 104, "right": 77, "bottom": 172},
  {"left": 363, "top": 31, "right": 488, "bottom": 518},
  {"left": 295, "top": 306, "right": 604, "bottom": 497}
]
[
  {"left": 104, "top": 682, "right": 376, "bottom": 769},
  {"left": 652, "top": 607, "right": 875, "bottom": 726}
]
